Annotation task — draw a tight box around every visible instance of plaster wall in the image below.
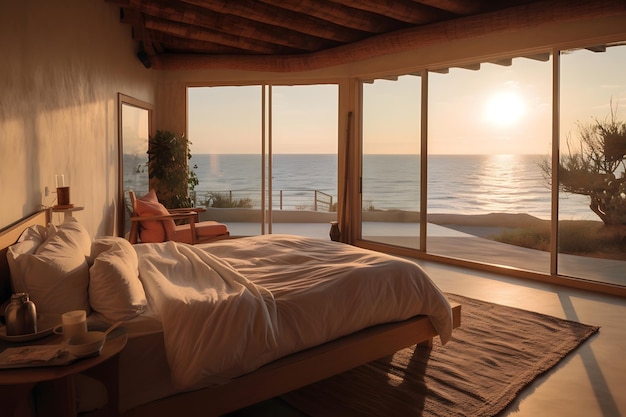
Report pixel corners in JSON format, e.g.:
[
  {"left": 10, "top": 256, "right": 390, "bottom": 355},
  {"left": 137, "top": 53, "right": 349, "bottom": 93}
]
[{"left": 0, "top": 0, "right": 156, "bottom": 237}]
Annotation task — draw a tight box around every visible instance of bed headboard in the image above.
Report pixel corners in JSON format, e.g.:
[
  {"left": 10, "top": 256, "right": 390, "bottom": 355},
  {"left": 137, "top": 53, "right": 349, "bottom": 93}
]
[{"left": 0, "top": 210, "right": 49, "bottom": 307}]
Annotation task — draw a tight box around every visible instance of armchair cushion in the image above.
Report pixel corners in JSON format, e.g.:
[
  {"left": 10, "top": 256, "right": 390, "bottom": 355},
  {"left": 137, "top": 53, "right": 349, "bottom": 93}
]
[
  {"left": 172, "top": 221, "right": 229, "bottom": 244},
  {"left": 135, "top": 190, "right": 176, "bottom": 243}
]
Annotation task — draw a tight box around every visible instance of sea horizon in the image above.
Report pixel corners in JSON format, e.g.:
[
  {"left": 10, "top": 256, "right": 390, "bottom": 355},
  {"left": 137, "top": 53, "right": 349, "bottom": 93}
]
[{"left": 123, "top": 153, "right": 596, "bottom": 221}]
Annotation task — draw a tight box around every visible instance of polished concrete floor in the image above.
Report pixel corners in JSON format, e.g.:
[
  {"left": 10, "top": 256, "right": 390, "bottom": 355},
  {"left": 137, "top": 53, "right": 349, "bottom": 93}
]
[
  {"left": 416, "top": 260, "right": 626, "bottom": 417},
  {"left": 228, "top": 250, "right": 626, "bottom": 417}
]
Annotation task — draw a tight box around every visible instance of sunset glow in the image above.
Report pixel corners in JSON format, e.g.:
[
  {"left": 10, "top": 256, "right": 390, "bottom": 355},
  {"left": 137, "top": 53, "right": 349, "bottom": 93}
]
[{"left": 483, "top": 91, "right": 526, "bottom": 127}]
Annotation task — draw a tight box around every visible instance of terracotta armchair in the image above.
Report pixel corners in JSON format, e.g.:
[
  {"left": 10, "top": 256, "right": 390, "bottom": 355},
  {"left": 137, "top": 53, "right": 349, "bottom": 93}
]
[{"left": 128, "top": 190, "right": 229, "bottom": 244}]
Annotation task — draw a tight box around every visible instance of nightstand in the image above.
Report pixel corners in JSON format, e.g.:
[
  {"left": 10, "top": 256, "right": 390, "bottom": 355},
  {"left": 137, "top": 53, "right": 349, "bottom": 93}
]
[
  {"left": 0, "top": 330, "right": 127, "bottom": 417},
  {"left": 50, "top": 206, "right": 85, "bottom": 222}
]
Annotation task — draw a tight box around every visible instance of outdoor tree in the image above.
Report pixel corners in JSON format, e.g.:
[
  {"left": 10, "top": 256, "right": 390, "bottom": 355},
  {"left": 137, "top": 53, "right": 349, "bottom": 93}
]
[{"left": 542, "top": 101, "right": 626, "bottom": 227}]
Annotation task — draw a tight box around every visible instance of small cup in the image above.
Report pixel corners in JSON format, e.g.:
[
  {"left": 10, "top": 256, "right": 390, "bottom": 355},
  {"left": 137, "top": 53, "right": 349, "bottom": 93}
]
[
  {"left": 54, "top": 310, "right": 87, "bottom": 341},
  {"left": 57, "top": 186, "right": 71, "bottom": 206}
]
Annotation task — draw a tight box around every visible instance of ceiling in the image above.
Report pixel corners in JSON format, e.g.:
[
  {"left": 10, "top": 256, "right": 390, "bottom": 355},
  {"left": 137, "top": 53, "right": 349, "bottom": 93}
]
[{"left": 107, "top": 0, "right": 626, "bottom": 71}]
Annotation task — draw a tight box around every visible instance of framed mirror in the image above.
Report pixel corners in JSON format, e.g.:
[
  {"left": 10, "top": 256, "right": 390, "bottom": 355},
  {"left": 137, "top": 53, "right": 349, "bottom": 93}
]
[{"left": 117, "top": 93, "right": 153, "bottom": 237}]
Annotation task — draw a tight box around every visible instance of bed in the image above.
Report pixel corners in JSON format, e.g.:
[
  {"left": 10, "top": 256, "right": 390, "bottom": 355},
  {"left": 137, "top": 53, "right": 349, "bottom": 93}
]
[{"left": 0, "top": 210, "right": 461, "bottom": 416}]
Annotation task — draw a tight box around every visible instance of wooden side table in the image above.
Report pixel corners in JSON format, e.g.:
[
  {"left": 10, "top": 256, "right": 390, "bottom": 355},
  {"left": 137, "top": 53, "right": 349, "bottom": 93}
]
[
  {"left": 50, "top": 206, "right": 84, "bottom": 222},
  {"left": 0, "top": 331, "right": 127, "bottom": 417}
]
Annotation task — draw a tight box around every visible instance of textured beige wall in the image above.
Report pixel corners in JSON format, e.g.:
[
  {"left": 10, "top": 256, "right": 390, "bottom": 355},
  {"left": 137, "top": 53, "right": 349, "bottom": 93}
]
[{"left": 0, "top": 0, "right": 156, "bottom": 237}]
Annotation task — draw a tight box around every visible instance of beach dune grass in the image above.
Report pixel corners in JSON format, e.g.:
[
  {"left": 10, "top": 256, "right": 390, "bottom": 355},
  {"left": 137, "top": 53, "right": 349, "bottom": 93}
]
[
  {"left": 426, "top": 213, "right": 624, "bottom": 260},
  {"left": 491, "top": 220, "right": 626, "bottom": 260}
]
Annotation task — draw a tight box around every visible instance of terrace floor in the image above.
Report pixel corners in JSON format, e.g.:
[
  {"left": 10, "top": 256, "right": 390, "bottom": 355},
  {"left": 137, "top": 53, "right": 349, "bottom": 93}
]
[{"left": 227, "top": 221, "right": 625, "bottom": 287}]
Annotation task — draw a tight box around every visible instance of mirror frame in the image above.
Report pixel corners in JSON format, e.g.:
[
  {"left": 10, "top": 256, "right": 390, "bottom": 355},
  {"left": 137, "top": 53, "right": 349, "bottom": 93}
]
[{"left": 117, "top": 93, "right": 154, "bottom": 237}]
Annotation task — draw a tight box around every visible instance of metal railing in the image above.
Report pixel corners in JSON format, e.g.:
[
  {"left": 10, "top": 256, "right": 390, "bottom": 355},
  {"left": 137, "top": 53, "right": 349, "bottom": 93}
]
[{"left": 190, "top": 189, "right": 335, "bottom": 212}]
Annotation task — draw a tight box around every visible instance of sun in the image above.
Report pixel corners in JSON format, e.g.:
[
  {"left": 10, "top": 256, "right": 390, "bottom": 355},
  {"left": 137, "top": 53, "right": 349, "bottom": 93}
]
[{"left": 483, "top": 91, "right": 526, "bottom": 127}]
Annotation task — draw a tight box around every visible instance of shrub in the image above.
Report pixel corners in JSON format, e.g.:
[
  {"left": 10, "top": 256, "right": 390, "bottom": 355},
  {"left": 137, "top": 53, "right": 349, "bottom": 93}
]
[
  {"left": 492, "top": 221, "right": 625, "bottom": 259},
  {"left": 492, "top": 228, "right": 550, "bottom": 251},
  {"left": 203, "top": 192, "right": 253, "bottom": 208}
]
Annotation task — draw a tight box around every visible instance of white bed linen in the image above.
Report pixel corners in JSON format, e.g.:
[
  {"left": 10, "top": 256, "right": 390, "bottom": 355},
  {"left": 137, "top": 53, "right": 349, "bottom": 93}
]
[
  {"left": 134, "top": 242, "right": 278, "bottom": 388},
  {"left": 134, "top": 235, "right": 452, "bottom": 390}
]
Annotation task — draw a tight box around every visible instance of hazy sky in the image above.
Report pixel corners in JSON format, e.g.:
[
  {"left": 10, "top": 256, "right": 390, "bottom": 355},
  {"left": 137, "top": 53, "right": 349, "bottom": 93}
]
[{"left": 188, "top": 44, "right": 625, "bottom": 155}]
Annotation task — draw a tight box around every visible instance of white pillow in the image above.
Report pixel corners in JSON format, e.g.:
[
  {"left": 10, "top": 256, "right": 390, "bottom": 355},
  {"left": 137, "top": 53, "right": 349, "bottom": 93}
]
[
  {"left": 89, "top": 237, "right": 147, "bottom": 321},
  {"left": 40, "top": 217, "right": 92, "bottom": 258},
  {"left": 7, "top": 224, "right": 48, "bottom": 292},
  {"left": 7, "top": 217, "right": 91, "bottom": 315}
]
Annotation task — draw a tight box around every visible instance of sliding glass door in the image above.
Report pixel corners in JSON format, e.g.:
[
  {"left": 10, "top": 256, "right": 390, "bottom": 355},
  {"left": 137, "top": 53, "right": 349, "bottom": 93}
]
[
  {"left": 558, "top": 43, "right": 626, "bottom": 285},
  {"left": 361, "top": 75, "right": 422, "bottom": 247},
  {"left": 188, "top": 84, "right": 338, "bottom": 238},
  {"left": 427, "top": 56, "right": 552, "bottom": 273},
  {"left": 270, "top": 85, "right": 338, "bottom": 238},
  {"left": 188, "top": 86, "right": 263, "bottom": 236}
]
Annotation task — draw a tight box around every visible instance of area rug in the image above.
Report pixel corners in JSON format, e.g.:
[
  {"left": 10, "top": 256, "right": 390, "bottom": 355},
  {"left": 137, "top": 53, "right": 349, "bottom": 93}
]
[{"left": 281, "top": 293, "right": 599, "bottom": 417}]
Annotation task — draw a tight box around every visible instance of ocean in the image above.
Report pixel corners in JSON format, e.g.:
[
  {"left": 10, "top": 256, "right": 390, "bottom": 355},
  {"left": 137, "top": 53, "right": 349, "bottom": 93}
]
[{"left": 123, "top": 154, "right": 596, "bottom": 221}]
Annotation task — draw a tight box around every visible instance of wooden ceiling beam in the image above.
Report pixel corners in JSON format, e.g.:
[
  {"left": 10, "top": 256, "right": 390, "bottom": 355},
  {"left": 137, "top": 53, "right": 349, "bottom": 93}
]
[
  {"left": 259, "top": 0, "right": 405, "bottom": 33},
  {"left": 128, "top": 0, "right": 337, "bottom": 51},
  {"left": 144, "top": 16, "right": 302, "bottom": 54},
  {"left": 150, "top": 0, "right": 626, "bottom": 72},
  {"left": 119, "top": 7, "right": 141, "bottom": 25},
  {"left": 411, "top": 0, "right": 487, "bottom": 15},
  {"left": 178, "top": 0, "right": 368, "bottom": 42},
  {"left": 149, "top": 32, "right": 253, "bottom": 55},
  {"left": 586, "top": 45, "right": 607, "bottom": 52},
  {"left": 489, "top": 58, "right": 513, "bottom": 66},
  {"left": 523, "top": 53, "right": 551, "bottom": 62},
  {"left": 329, "top": 0, "right": 454, "bottom": 25},
  {"left": 458, "top": 63, "right": 481, "bottom": 70}
]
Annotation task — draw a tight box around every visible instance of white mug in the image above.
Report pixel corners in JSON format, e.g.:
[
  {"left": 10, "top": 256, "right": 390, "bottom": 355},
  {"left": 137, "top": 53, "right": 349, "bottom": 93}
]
[{"left": 54, "top": 310, "right": 88, "bottom": 341}]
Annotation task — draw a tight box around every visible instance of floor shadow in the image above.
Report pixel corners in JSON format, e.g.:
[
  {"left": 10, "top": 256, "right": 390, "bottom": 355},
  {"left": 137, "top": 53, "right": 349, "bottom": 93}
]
[
  {"left": 558, "top": 293, "right": 620, "bottom": 417},
  {"left": 281, "top": 344, "right": 432, "bottom": 417}
]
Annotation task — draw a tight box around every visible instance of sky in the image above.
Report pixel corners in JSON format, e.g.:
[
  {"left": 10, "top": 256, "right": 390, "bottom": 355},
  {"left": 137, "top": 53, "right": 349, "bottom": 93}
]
[{"left": 187, "top": 44, "right": 625, "bottom": 155}]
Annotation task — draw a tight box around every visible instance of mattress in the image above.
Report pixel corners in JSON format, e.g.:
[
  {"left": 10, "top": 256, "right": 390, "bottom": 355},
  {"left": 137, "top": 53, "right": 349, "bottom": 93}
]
[{"left": 116, "top": 234, "right": 452, "bottom": 411}]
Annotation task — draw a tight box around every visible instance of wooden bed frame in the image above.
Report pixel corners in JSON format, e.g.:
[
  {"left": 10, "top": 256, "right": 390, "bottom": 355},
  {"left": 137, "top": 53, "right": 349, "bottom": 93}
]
[{"left": 0, "top": 210, "right": 461, "bottom": 417}]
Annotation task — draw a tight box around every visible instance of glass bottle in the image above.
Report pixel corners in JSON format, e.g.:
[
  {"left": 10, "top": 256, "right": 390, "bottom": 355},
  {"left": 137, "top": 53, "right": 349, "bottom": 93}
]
[{"left": 4, "top": 293, "right": 37, "bottom": 336}]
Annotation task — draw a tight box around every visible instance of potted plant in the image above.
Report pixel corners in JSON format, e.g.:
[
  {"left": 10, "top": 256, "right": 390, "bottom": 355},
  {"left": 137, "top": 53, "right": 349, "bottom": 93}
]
[{"left": 148, "top": 130, "right": 198, "bottom": 208}]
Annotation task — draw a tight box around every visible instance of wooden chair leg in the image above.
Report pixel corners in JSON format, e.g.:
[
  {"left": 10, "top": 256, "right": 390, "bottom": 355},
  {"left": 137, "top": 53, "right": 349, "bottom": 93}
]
[{"left": 129, "top": 222, "right": 139, "bottom": 244}]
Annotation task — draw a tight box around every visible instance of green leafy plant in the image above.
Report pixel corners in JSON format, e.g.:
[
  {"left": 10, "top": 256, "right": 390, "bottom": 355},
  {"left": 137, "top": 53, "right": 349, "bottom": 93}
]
[{"left": 148, "top": 130, "right": 198, "bottom": 208}]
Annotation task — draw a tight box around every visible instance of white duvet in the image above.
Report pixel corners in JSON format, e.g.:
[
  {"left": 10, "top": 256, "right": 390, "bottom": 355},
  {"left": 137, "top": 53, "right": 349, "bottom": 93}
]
[{"left": 134, "top": 235, "right": 452, "bottom": 389}]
